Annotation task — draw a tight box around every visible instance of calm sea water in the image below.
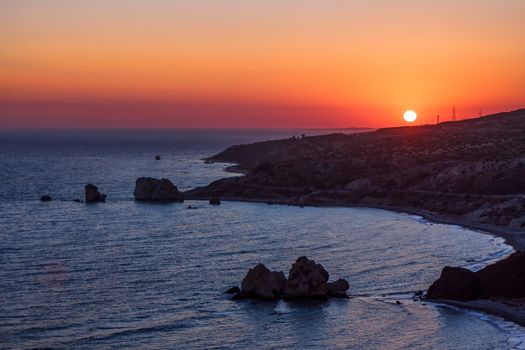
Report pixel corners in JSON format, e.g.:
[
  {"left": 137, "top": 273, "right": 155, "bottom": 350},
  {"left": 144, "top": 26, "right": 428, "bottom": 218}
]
[{"left": 1, "top": 130, "right": 524, "bottom": 350}]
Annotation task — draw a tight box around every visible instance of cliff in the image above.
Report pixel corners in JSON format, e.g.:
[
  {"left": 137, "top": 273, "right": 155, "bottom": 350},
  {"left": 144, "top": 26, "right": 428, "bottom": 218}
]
[{"left": 186, "top": 109, "right": 525, "bottom": 228}]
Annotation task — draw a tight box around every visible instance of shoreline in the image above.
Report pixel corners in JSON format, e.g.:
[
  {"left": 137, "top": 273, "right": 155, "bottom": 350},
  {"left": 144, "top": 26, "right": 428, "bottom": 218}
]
[{"left": 189, "top": 189, "right": 525, "bottom": 329}]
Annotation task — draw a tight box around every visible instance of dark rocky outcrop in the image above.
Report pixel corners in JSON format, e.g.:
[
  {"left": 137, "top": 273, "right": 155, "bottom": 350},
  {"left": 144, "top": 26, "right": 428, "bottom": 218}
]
[
  {"left": 155, "top": 155, "right": 161, "bottom": 160},
  {"left": 427, "top": 252, "right": 525, "bottom": 301},
  {"left": 225, "top": 286, "right": 240, "bottom": 294},
  {"left": 477, "top": 251, "right": 525, "bottom": 298},
  {"left": 283, "top": 256, "right": 330, "bottom": 299},
  {"left": 327, "top": 278, "right": 351, "bottom": 298},
  {"left": 40, "top": 195, "right": 52, "bottom": 202},
  {"left": 236, "top": 263, "right": 286, "bottom": 300},
  {"left": 85, "top": 184, "right": 106, "bottom": 203},
  {"left": 209, "top": 197, "right": 221, "bottom": 205},
  {"left": 133, "top": 177, "right": 184, "bottom": 202},
  {"left": 426, "top": 266, "right": 482, "bottom": 301},
  {"left": 231, "top": 257, "right": 349, "bottom": 301}
]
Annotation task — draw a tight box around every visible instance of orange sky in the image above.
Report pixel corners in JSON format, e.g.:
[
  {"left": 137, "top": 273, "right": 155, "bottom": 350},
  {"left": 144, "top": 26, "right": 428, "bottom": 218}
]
[{"left": 1, "top": 0, "right": 524, "bottom": 128}]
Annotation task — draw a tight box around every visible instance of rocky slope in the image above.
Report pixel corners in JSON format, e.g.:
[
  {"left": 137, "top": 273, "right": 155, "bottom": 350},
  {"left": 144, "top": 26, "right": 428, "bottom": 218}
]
[{"left": 186, "top": 109, "right": 525, "bottom": 228}]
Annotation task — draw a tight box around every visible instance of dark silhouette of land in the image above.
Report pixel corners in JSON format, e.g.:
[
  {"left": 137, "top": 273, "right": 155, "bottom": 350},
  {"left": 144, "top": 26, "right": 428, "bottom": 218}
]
[{"left": 186, "top": 108, "right": 525, "bottom": 231}]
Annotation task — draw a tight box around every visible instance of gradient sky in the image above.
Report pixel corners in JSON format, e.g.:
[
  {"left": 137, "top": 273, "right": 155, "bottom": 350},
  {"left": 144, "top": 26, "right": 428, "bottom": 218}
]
[{"left": 1, "top": 0, "right": 524, "bottom": 128}]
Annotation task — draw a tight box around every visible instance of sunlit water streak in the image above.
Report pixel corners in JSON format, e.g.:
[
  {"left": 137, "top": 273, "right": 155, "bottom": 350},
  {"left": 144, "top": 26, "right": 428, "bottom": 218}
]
[{"left": 0, "top": 130, "right": 523, "bottom": 349}]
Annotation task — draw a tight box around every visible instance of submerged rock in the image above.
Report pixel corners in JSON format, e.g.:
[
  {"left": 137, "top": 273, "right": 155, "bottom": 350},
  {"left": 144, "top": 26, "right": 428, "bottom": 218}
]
[
  {"left": 426, "top": 266, "right": 482, "bottom": 301},
  {"left": 40, "top": 195, "right": 52, "bottom": 202},
  {"left": 476, "top": 251, "right": 525, "bottom": 298},
  {"left": 209, "top": 197, "right": 221, "bottom": 205},
  {"left": 225, "top": 286, "right": 240, "bottom": 294},
  {"left": 133, "top": 177, "right": 184, "bottom": 202},
  {"left": 237, "top": 263, "right": 286, "bottom": 300},
  {"left": 155, "top": 155, "right": 161, "bottom": 160},
  {"left": 85, "top": 184, "right": 106, "bottom": 203}
]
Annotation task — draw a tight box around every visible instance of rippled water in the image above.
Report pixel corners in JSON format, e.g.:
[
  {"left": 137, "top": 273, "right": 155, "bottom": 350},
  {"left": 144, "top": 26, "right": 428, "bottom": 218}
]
[{"left": 1, "top": 130, "right": 524, "bottom": 349}]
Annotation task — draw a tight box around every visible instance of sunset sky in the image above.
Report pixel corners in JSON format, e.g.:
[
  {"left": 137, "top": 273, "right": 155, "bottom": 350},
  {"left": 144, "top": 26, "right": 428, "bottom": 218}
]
[{"left": 1, "top": 0, "right": 524, "bottom": 128}]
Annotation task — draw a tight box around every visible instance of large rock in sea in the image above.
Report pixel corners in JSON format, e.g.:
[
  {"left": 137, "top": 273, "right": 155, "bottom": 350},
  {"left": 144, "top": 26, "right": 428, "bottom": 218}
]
[
  {"left": 85, "top": 184, "right": 107, "bottom": 203},
  {"left": 476, "top": 251, "right": 525, "bottom": 298},
  {"left": 426, "top": 266, "right": 482, "bottom": 300},
  {"left": 238, "top": 263, "right": 286, "bottom": 300},
  {"left": 283, "top": 256, "right": 331, "bottom": 299},
  {"left": 133, "top": 177, "right": 184, "bottom": 202}
]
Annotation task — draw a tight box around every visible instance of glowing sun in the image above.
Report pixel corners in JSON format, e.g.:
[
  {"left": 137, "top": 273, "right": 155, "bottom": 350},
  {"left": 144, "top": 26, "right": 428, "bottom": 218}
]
[{"left": 403, "top": 110, "right": 417, "bottom": 123}]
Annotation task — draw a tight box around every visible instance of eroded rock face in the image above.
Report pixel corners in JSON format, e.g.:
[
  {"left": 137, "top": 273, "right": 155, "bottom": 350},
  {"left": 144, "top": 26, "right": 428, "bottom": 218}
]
[
  {"left": 283, "top": 256, "right": 330, "bottom": 299},
  {"left": 477, "top": 251, "right": 525, "bottom": 298},
  {"left": 426, "top": 266, "right": 482, "bottom": 301},
  {"left": 85, "top": 184, "right": 107, "bottom": 203},
  {"left": 134, "top": 177, "right": 184, "bottom": 202},
  {"left": 239, "top": 263, "right": 286, "bottom": 300}
]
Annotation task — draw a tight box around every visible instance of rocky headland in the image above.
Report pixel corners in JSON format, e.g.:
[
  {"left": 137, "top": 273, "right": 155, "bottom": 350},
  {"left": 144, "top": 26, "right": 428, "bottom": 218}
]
[{"left": 185, "top": 109, "right": 525, "bottom": 231}]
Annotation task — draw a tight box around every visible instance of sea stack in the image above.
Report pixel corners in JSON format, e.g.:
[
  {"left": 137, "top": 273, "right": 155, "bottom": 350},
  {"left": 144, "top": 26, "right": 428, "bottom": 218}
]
[
  {"left": 85, "top": 184, "right": 107, "bottom": 203},
  {"left": 231, "top": 256, "right": 349, "bottom": 300},
  {"left": 133, "top": 177, "right": 184, "bottom": 202}
]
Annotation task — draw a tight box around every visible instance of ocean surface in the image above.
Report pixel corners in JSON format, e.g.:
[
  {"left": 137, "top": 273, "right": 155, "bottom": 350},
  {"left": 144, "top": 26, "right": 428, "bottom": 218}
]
[{"left": 1, "top": 129, "right": 524, "bottom": 350}]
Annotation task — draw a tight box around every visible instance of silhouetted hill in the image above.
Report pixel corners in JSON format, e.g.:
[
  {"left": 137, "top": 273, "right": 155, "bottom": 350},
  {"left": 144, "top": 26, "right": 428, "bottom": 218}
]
[{"left": 187, "top": 109, "right": 525, "bottom": 228}]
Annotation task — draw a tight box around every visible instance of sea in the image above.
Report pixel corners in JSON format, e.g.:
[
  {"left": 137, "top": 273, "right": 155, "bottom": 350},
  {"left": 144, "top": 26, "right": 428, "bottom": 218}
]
[{"left": 1, "top": 129, "right": 524, "bottom": 350}]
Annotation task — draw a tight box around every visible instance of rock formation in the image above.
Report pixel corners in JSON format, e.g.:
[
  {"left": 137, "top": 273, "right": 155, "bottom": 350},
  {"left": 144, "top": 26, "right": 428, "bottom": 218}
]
[
  {"left": 283, "top": 256, "right": 330, "bottom": 299},
  {"left": 235, "top": 263, "right": 286, "bottom": 300},
  {"left": 155, "top": 155, "right": 161, "bottom": 160},
  {"left": 40, "top": 195, "right": 52, "bottom": 202},
  {"left": 426, "top": 251, "right": 525, "bottom": 301},
  {"left": 426, "top": 266, "right": 482, "bottom": 300},
  {"left": 85, "top": 184, "right": 106, "bottom": 203},
  {"left": 231, "top": 257, "right": 349, "bottom": 301},
  {"left": 209, "top": 197, "right": 221, "bottom": 205},
  {"left": 133, "top": 177, "right": 184, "bottom": 202},
  {"left": 477, "top": 251, "right": 525, "bottom": 298}
]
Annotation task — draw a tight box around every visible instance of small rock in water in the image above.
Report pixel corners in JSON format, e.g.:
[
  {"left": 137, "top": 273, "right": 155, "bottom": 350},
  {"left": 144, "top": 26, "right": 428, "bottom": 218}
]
[
  {"left": 225, "top": 286, "right": 240, "bottom": 294},
  {"left": 85, "top": 184, "right": 107, "bottom": 203},
  {"left": 396, "top": 300, "right": 402, "bottom": 305},
  {"left": 40, "top": 195, "right": 52, "bottom": 202},
  {"left": 209, "top": 197, "right": 221, "bottom": 205},
  {"left": 186, "top": 205, "right": 198, "bottom": 210},
  {"left": 73, "top": 198, "right": 81, "bottom": 203},
  {"left": 155, "top": 155, "right": 161, "bottom": 160}
]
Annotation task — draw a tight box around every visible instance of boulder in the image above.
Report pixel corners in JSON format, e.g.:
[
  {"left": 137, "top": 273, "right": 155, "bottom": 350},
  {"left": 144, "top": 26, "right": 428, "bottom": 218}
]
[
  {"left": 327, "top": 278, "right": 350, "bottom": 297},
  {"left": 283, "top": 256, "right": 330, "bottom": 299},
  {"left": 209, "top": 197, "right": 221, "bottom": 205},
  {"left": 133, "top": 177, "right": 184, "bottom": 202},
  {"left": 155, "top": 155, "right": 161, "bottom": 160},
  {"left": 85, "top": 184, "right": 107, "bottom": 203},
  {"left": 476, "top": 251, "right": 525, "bottom": 298},
  {"left": 426, "top": 266, "right": 482, "bottom": 300},
  {"left": 238, "top": 263, "right": 286, "bottom": 300},
  {"left": 225, "top": 286, "right": 240, "bottom": 294},
  {"left": 40, "top": 195, "right": 52, "bottom": 202}
]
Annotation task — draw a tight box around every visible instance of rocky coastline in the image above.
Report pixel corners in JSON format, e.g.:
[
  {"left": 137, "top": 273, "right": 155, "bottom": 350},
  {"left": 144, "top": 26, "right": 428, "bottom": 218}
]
[{"left": 183, "top": 109, "right": 525, "bottom": 327}]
